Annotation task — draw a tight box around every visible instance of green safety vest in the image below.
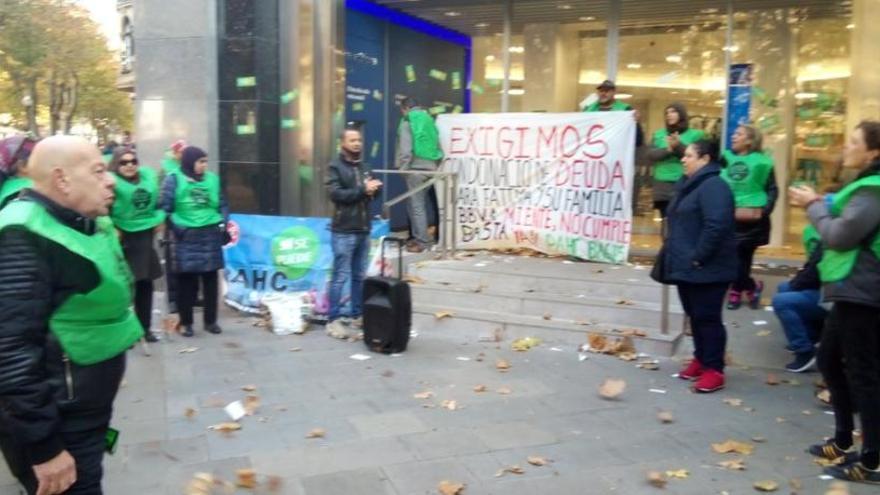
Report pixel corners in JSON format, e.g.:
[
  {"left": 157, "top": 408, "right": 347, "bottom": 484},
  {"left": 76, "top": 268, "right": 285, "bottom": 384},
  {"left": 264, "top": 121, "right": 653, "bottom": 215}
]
[
  {"left": 818, "top": 175, "right": 880, "bottom": 283},
  {"left": 652, "top": 128, "right": 705, "bottom": 182},
  {"left": 160, "top": 153, "right": 181, "bottom": 175},
  {"left": 0, "top": 200, "right": 142, "bottom": 365},
  {"left": 802, "top": 225, "right": 821, "bottom": 257},
  {"left": 110, "top": 167, "right": 166, "bottom": 232},
  {"left": 720, "top": 150, "right": 774, "bottom": 208},
  {"left": 0, "top": 176, "right": 33, "bottom": 209},
  {"left": 403, "top": 109, "right": 443, "bottom": 161},
  {"left": 583, "top": 100, "right": 631, "bottom": 112},
  {"left": 170, "top": 170, "right": 223, "bottom": 228}
]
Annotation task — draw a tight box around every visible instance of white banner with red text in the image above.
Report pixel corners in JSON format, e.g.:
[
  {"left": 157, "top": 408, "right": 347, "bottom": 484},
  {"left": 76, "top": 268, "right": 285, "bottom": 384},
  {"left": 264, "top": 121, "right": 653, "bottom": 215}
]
[{"left": 437, "top": 112, "right": 636, "bottom": 264}]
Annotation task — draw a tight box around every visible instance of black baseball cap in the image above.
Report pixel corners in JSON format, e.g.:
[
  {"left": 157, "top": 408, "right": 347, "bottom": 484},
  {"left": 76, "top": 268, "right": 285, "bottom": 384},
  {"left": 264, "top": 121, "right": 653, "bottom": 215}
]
[{"left": 596, "top": 80, "right": 616, "bottom": 90}]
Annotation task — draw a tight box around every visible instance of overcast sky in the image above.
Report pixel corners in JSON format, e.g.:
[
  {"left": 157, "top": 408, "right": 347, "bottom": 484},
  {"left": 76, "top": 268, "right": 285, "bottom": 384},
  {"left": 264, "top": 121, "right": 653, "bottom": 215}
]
[{"left": 75, "top": 0, "right": 121, "bottom": 50}]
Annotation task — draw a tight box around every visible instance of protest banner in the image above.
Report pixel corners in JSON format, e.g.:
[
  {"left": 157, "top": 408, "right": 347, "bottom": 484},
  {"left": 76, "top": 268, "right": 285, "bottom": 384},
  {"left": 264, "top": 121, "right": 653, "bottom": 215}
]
[
  {"left": 223, "top": 214, "right": 389, "bottom": 313},
  {"left": 437, "top": 112, "right": 636, "bottom": 264}
]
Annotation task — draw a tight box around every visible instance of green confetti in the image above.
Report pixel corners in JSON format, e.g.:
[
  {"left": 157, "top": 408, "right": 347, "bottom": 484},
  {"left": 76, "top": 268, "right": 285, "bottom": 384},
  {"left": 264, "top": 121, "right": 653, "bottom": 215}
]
[
  {"left": 372, "top": 90, "right": 383, "bottom": 101},
  {"left": 352, "top": 102, "right": 364, "bottom": 112},
  {"left": 429, "top": 69, "right": 448, "bottom": 81},
  {"left": 236, "top": 124, "right": 256, "bottom": 135},
  {"left": 280, "top": 90, "right": 299, "bottom": 104},
  {"left": 405, "top": 65, "right": 416, "bottom": 83},
  {"left": 452, "top": 105, "right": 463, "bottom": 114},
  {"left": 281, "top": 118, "right": 299, "bottom": 129},
  {"left": 371, "top": 141, "right": 380, "bottom": 158},
  {"left": 469, "top": 82, "right": 484, "bottom": 95},
  {"left": 451, "top": 71, "right": 461, "bottom": 90},
  {"left": 236, "top": 76, "right": 257, "bottom": 88},
  {"left": 429, "top": 105, "right": 446, "bottom": 115}
]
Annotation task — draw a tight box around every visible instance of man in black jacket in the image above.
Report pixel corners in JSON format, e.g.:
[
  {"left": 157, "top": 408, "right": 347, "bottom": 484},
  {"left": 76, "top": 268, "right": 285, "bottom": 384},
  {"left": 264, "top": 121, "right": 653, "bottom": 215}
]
[
  {"left": 325, "top": 127, "right": 382, "bottom": 340},
  {"left": 0, "top": 136, "right": 141, "bottom": 495}
]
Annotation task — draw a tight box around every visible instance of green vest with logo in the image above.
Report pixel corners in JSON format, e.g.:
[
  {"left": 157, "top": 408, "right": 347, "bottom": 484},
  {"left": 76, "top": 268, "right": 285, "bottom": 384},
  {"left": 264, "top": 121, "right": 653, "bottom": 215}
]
[
  {"left": 583, "top": 100, "right": 631, "bottom": 112},
  {"left": 720, "top": 150, "right": 774, "bottom": 208},
  {"left": 0, "top": 176, "right": 33, "bottom": 208},
  {"left": 802, "top": 225, "right": 821, "bottom": 257},
  {"left": 404, "top": 109, "right": 443, "bottom": 161},
  {"left": 0, "top": 201, "right": 142, "bottom": 365},
  {"left": 170, "top": 171, "right": 223, "bottom": 228},
  {"left": 111, "top": 167, "right": 166, "bottom": 232},
  {"left": 652, "top": 128, "right": 705, "bottom": 182},
  {"left": 818, "top": 175, "right": 880, "bottom": 283}
]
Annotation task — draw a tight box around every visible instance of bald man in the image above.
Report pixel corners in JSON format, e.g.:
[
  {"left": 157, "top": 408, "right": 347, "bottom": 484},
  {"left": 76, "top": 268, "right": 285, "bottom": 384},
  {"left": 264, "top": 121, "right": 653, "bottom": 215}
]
[{"left": 0, "top": 136, "right": 142, "bottom": 495}]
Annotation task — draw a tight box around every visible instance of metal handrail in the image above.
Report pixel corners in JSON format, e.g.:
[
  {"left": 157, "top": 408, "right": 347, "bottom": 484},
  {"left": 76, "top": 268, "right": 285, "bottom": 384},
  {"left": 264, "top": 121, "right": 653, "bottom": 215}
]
[{"left": 372, "top": 169, "right": 458, "bottom": 257}]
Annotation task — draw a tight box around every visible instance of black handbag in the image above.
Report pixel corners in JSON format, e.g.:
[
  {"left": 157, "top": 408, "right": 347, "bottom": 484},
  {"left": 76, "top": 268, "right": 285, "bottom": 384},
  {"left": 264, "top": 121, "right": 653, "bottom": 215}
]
[{"left": 650, "top": 246, "right": 669, "bottom": 284}]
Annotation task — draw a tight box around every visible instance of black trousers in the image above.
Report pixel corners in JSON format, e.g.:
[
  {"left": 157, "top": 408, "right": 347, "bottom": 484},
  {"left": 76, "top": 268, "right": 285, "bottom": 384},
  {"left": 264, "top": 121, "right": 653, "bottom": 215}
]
[
  {"left": 818, "top": 302, "right": 880, "bottom": 453},
  {"left": 134, "top": 280, "right": 153, "bottom": 337},
  {"left": 0, "top": 426, "right": 107, "bottom": 494},
  {"left": 732, "top": 241, "right": 758, "bottom": 292},
  {"left": 177, "top": 271, "right": 218, "bottom": 327},
  {"left": 676, "top": 282, "right": 729, "bottom": 372}
]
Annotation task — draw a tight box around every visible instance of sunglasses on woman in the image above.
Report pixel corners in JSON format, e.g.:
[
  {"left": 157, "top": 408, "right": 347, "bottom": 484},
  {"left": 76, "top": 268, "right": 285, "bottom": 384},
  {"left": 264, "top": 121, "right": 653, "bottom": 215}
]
[{"left": 119, "top": 158, "right": 139, "bottom": 166}]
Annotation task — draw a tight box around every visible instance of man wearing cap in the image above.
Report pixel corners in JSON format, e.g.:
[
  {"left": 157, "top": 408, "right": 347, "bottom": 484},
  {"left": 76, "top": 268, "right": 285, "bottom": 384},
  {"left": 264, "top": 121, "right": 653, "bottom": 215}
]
[
  {"left": 583, "top": 80, "right": 644, "bottom": 146},
  {"left": 0, "top": 136, "right": 141, "bottom": 494}
]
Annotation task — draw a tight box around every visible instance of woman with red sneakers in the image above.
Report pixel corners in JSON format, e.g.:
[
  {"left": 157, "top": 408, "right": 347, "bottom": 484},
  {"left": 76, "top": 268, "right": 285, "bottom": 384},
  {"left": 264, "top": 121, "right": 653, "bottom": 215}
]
[
  {"left": 721, "top": 125, "right": 778, "bottom": 310},
  {"left": 655, "top": 140, "right": 737, "bottom": 393}
]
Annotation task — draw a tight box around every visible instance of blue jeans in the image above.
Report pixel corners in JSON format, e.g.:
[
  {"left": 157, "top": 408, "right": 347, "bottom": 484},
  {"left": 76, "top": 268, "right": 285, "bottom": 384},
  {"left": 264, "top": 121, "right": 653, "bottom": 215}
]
[
  {"left": 328, "top": 231, "right": 370, "bottom": 322},
  {"left": 772, "top": 281, "right": 826, "bottom": 354}
]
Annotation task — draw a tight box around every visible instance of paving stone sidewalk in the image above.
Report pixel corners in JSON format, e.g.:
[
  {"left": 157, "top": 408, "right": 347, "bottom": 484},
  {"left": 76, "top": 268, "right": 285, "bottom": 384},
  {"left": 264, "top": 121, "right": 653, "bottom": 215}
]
[{"left": 0, "top": 270, "right": 870, "bottom": 494}]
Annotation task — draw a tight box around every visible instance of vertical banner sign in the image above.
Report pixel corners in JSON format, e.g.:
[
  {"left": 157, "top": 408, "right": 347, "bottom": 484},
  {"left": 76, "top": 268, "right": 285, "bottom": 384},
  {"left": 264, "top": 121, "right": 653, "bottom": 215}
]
[
  {"left": 725, "top": 63, "right": 754, "bottom": 150},
  {"left": 437, "top": 113, "right": 636, "bottom": 264}
]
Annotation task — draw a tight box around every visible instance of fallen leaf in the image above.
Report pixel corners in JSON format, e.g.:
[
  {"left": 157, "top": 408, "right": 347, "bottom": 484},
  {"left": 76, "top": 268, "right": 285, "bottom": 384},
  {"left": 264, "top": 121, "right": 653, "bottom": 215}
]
[
  {"left": 657, "top": 411, "right": 675, "bottom": 424},
  {"left": 598, "top": 378, "right": 626, "bottom": 400},
  {"left": 243, "top": 395, "right": 261, "bottom": 415},
  {"left": 825, "top": 481, "right": 851, "bottom": 495},
  {"left": 472, "top": 385, "right": 487, "bottom": 393},
  {"left": 617, "top": 351, "right": 638, "bottom": 362},
  {"left": 527, "top": 456, "right": 549, "bottom": 466},
  {"left": 756, "top": 330, "right": 772, "bottom": 337},
  {"left": 207, "top": 422, "right": 241, "bottom": 432},
  {"left": 413, "top": 391, "right": 435, "bottom": 399},
  {"left": 753, "top": 479, "right": 779, "bottom": 492},
  {"left": 587, "top": 333, "right": 608, "bottom": 350},
  {"left": 711, "top": 439, "right": 755, "bottom": 455},
  {"left": 495, "top": 465, "right": 525, "bottom": 477},
  {"left": 236, "top": 469, "right": 258, "bottom": 488},
  {"left": 402, "top": 274, "right": 425, "bottom": 284},
  {"left": 241, "top": 384, "right": 257, "bottom": 392},
  {"left": 178, "top": 347, "right": 199, "bottom": 354},
  {"left": 723, "top": 398, "right": 744, "bottom": 407},
  {"left": 766, "top": 373, "right": 781, "bottom": 386},
  {"left": 717, "top": 458, "right": 747, "bottom": 470},
  {"left": 511, "top": 337, "right": 542, "bottom": 352},
  {"left": 441, "top": 400, "right": 458, "bottom": 411},
  {"left": 817, "top": 389, "right": 831, "bottom": 404},
  {"left": 646, "top": 470, "right": 667, "bottom": 488},
  {"left": 184, "top": 407, "right": 197, "bottom": 419},
  {"left": 665, "top": 469, "right": 689, "bottom": 479},
  {"left": 434, "top": 311, "right": 454, "bottom": 320},
  {"left": 306, "top": 428, "right": 325, "bottom": 439},
  {"left": 438, "top": 480, "right": 465, "bottom": 495},
  {"left": 637, "top": 360, "right": 660, "bottom": 370},
  {"left": 574, "top": 319, "right": 592, "bottom": 326},
  {"left": 495, "top": 359, "right": 511, "bottom": 371},
  {"left": 497, "top": 387, "right": 512, "bottom": 395},
  {"left": 616, "top": 299, "right": 634, "bottom": 306},
  {"left": 542, "top": 312, "right": 552, "bottom": 320}
]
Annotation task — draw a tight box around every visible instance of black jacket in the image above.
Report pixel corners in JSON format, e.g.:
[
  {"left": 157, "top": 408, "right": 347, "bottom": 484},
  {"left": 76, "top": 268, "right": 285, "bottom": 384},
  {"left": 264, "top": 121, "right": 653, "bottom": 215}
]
[
  {"left": 661, "top": 162, "right": 738, "bottom": 284},
  {"left": 789, "top": 245, "right": 823, "bottom": 291},
  {"left": 0, "top": 191, "right": 126, "bottom": 464},
  {"left": 326, "top": 154, "right": 374, "bottom": 233}
]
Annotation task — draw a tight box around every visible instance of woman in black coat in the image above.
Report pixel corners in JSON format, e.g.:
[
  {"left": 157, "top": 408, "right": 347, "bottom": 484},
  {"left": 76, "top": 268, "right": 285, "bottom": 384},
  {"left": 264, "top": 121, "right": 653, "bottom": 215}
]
[
  {"left": 657, "top": 140, "right": 737, "bottom": 393},
  {"left": 160, "top": 146, "right": 229, "bottom": 337}
]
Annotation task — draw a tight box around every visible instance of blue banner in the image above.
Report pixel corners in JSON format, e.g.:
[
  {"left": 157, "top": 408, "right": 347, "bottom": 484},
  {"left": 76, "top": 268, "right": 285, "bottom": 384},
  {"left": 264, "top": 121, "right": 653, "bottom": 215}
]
[
  {"left": 223, "top": 214, "right": 390, "bottom": 313},
  {"left": 725, "top": 63, "right": 754, "bottom": 150}
]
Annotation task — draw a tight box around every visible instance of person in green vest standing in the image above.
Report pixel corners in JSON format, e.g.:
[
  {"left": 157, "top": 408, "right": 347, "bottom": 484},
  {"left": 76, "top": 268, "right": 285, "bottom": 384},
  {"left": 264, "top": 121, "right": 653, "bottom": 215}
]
[
  {"left": 160, "top": 139, "right": 187, "bottom": 179},
  {"left": 789, "top": 121, "right": 880, "bottom": 484},
  {"left": 646, "top": 103, "right": 705, "bottom": 218},
  {"left": 0, "top": 135, "right": 37, "bottom": 209},
  {"left": 109, "top": 147, "right": 165, "bottom": 343},
  {"left": 160, "top": 146, "right": 229, "bottom": 338},
  {"left": 582, "top": 79, "right": 644, "bottom": 147},
  {"left": 396, "top": 97, "right": 443, "bottom": 253},
  {"left": 0, "top": 136, "right": 141, "bottom": 494},
  {"left": 720, "top": 125, "right": 778, "bottom": 310}
]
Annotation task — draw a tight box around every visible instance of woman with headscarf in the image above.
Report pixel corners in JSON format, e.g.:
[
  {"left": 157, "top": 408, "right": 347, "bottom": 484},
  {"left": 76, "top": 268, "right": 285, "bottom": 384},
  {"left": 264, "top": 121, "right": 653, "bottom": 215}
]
[
  {"left": 160, "top": 146, "right": 229, "bottom": 338},
  {"left": 0, "top": 135, "right": 37, "bottom": 209},
  {"left": 646, "top": 103, "right": 706, "bottom": 218},
  {"left": 109, "top": 146, "right": 165, "bottom": 342},
  {"left": 720, "top": 125, "right": 778, "bottom": 311}
]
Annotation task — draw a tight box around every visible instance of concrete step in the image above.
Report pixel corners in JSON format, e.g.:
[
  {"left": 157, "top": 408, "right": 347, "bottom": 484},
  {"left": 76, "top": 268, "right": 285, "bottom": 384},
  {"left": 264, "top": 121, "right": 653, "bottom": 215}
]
[
  {"left": 410, "top": 282, "right": 684, "bottom": 331},
  {"left": 413, "top": 303, "right": 683, "bottom": 357}
]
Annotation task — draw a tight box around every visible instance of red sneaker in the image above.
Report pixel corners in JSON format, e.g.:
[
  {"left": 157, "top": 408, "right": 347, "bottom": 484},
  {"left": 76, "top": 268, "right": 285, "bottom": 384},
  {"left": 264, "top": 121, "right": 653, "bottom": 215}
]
[
  {"left": 694, "top": 369, "right": 725, "bottom": 393},
  {"left": 678, "top": 359, "right": 704, "bottom": 381}
]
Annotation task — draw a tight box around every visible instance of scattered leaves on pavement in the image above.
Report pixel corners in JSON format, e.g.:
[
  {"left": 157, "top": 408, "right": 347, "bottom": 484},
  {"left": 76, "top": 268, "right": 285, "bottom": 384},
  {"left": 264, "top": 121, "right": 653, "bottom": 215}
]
[
  {"left": 646, "top": 471, "right": 667, "bottom": 488},
  {"left": 235, "top": 469, "right": 257, "bottom": 488},
  {"left": 495, "top": 359, "right": 511, "bottom": 371},
  {"left": 241, "top": 384, "right": 257, "bottom": 392},
  {"left": 766, "top": 374, "right": 781, "bottom": 386},
  {"left": 527, "top": 456, "right": 549, "bottom": 466},
  {"left": 511, "top": 337, "right": 541, "bottom": 352},
  {"left": 305, "top": 428, "right": 325, "bottom": 439},
  {"left": 434, "top": 311, "right": 454, "bottom": 320},
  {"left": 712, "top": 439, "right": 755, "bottom": 455},
  {"left": 657, "top": 411, "right": 675, "bottom": 424},
  {"left": 497, "top": 387, "right": 512, "bottom": 395},
  {"left": 665, "top": 469, "right": 689, "bottom": 479},
  {"left": 472, "top": 385, "right": 487, "bottom": 393},
  {"left": 717, "top": 459, "right": 747, "bottom": 471},
  {"left": 438, "top": 480, "right": 465, "bottom": 494},
  {"left": 617, "top": 352, "right": 638, "bottom": 362},
  {"left": 598, "top": 378, "right": 626, "bottom": 400},
  {"left": 184, "top": 408, "right": 197, "bottom": 419},
  {"left": 586, "top": 333, "right": 636, "bottom": 356},
  {"left": 207, "top": 422, "right": 241, "bottom": 432},
  {"left": 817, "top": 389, "right": 831, "bottom": 404},
  {"left": 441, "top": 400, "right": 459, "bottom": 411},
  {"left": 753, "top": 479, "right": 779, "bottom": 492},
  {"left": 413, "top": 391, "right": 435, "bottom": 399}
]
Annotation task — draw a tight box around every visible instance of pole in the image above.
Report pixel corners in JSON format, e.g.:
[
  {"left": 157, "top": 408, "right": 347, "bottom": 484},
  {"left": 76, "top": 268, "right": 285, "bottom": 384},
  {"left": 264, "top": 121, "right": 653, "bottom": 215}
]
[{"left": 501, "top": 0, "right": 513, "bottom": 112}]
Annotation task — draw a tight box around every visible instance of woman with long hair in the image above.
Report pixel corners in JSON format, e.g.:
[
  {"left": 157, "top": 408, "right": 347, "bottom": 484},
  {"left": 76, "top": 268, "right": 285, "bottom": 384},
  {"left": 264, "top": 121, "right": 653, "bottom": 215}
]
[
  {"left": 109, "top": 146, "right": 165, "bottom": 342},
  {"left": 790, "top": 121, "right": 880, "bottom": 484},
  {"left": 646, "top": 103, "right": 706, "bottom": 218},
  {"left": 721, "top": 125, "right": 778, "bottom": 310}
]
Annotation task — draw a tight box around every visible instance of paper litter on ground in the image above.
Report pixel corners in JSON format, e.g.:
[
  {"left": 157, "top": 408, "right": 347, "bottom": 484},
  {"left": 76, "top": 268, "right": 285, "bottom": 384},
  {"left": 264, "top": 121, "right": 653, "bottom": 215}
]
[{"left": 349, "top": 353, "right": 372, "bottom": 361}]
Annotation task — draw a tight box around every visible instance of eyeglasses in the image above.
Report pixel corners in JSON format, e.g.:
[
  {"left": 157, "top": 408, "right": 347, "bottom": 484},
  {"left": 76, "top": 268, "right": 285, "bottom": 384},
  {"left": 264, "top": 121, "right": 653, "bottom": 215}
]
[{"left": 119, "top": 159, "right": 138, "bottom": 166}]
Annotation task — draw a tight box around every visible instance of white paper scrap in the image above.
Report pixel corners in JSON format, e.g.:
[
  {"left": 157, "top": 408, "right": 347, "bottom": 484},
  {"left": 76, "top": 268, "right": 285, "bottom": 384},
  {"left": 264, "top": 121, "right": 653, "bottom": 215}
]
[
  {"left": 224, "top": 401, "right": 246, "bottom": 421},
  {"left": 649, "top": 388, "right": 667, "bottom": 394},
  {"left": 349, "top": 353, "right": 372, "bottom": 361},
  {"left": 456, "top": 356, "right": 471, "bottom": 361},
  {"left": 753, "top": 320, "right": 768, "bottom": 325}
]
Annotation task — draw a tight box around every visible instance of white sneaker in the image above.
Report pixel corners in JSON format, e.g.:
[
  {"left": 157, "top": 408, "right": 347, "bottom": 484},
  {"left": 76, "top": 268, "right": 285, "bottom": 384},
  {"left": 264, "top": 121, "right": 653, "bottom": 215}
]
[{"left": 326, "top": 320, "right": 351, "bottom": 340}]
